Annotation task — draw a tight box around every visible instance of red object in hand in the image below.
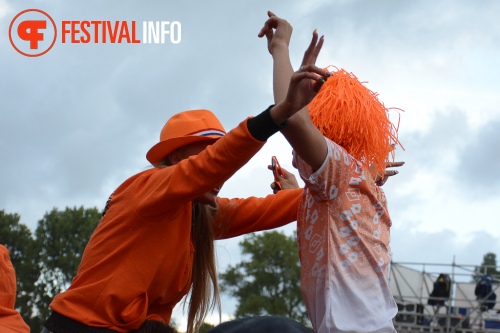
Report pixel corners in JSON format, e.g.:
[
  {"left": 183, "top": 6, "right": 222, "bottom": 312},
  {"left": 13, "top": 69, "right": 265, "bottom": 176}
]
[{"left": 271, "top": 156, "right": 285, "bottom": 190}]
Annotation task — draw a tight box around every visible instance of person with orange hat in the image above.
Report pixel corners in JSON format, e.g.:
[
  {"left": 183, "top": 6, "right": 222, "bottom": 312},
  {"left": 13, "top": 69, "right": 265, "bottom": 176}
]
[
  {"left": 259, "top": 11, "right": 403, "bottom": 333},
  {"left": 0, "top": 245, "right": 30, "bottom": 333},
  {"left": 41, "top": 33, "right": 330, "bottom": 333}
]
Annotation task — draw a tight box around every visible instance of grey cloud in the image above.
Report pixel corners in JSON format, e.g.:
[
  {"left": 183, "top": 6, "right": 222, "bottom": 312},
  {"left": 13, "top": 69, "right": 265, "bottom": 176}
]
[
  {"left": 454, "top": 118, "right": 500, "bottom": 194},
  {"left": 391, "top": 227, "right": 500, "bottom": 267},
  {"left": 396, "top": 108, "right": 500, "bottom": 196}
]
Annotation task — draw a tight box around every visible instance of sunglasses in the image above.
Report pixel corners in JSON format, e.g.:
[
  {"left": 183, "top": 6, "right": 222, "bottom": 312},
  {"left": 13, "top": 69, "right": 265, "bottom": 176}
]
[{"left": 271, "top": 156, "right": 285, "bottom": 190}]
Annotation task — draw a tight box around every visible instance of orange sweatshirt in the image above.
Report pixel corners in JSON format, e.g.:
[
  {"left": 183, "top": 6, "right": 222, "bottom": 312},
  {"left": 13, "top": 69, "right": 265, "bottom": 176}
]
[
  {"left": 49, "top": 118, "right": 301, "bottom": 332},
  {"left": 0, "top": 245, "right": 30, "bottom": 333}
]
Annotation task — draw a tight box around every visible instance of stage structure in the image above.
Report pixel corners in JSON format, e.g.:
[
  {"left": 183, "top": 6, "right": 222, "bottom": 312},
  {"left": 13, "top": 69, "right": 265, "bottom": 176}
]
[{"left": 390, "top": 260, "right": 499, "bottom": 333}]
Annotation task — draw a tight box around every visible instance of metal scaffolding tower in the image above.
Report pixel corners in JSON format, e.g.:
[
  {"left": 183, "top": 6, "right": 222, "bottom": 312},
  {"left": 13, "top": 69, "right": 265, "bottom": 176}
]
[{"left": 390, "top": 260, "right": 500, "bottom": 333}]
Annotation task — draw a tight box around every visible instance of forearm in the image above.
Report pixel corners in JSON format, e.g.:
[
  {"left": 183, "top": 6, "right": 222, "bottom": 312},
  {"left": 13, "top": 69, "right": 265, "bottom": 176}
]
[
  {"left": 270, "top": 41, "right": 327, "bottom": 170},
  {"left": 260, "top": 12, "right": 329, "bottom": 171},
  {"left": 282, "top": 109, "right": 328, "bottom": 171},
  {"left": 272, "top": 43, "right": 294, "bottom": 104}
]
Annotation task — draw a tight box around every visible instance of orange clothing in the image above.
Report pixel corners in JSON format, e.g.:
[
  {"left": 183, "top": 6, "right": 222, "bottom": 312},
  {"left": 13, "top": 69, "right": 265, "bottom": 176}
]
[
  {"left": 0, "top": 245, "right": 30, "bottom": 333},
  {"left": 49, "top": 118, "right": 301, "bottom": 332},
  {"left": 296, "top": 138, "right": 397, "bottom": 333}
]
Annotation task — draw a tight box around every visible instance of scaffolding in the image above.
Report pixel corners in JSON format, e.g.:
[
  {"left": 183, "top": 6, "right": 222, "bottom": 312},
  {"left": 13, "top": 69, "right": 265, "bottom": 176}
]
[{"left": 390, "top": 260, "right": 500, "bottom": 333}]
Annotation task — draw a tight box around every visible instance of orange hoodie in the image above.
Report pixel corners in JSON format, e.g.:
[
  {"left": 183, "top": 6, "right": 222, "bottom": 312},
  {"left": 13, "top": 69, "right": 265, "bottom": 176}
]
[
  {"left": 0, "top": 245, "right": 30, "bottom": 333},
  {"left": 49, "top": 118, "right": 301, "bottom": 332}
]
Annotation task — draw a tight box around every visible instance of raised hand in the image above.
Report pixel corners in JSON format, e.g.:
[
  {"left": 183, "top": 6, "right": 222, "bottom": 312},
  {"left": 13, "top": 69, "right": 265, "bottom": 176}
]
[
  {"left": 270, "top": 30, "right": 329, "bottom": 124},
  {"left": 258, "top": 11, "right": 292, "bottom": 54}
]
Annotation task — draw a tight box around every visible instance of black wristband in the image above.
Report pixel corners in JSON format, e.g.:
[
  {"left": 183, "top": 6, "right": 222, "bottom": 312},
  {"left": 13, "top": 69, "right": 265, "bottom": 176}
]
[{"left": 247, "top": 105, "right": 288, "bottom": 141}]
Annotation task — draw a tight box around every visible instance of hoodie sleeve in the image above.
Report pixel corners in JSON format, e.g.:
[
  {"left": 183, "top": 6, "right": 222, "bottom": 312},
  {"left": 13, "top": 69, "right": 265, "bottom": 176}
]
[
  {"left": 0, "top": 245, "right": 30, "bottom": 333},
  {"left": 213, "top": 188, "right": 302, "bottom": 239}
]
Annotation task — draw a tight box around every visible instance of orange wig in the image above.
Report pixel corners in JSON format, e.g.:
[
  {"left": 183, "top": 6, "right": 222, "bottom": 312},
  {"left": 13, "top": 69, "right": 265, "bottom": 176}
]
[{"left": 308, "top": 67, "right": 402, "bottom": 177}]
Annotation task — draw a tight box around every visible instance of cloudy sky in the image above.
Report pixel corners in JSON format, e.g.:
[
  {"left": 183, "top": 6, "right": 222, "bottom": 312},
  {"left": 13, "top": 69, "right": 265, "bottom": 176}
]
[{"left": 1, "top": 0, "right": 500, "bottom": 329}]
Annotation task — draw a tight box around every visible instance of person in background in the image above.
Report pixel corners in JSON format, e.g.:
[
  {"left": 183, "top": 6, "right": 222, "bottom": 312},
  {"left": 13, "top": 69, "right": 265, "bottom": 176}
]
[
  {"left": 41, "top": 33, "right": 330, "bottom": 333},
  {"left": 259, "top": 11, "right": 403, "bottom": 333},
  {"left": 0, "top": 244, "right": 30, "bottom": 333}
]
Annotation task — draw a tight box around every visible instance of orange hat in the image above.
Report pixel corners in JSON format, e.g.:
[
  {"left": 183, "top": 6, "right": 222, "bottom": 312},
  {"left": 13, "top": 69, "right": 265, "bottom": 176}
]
[
  {"left": 308, "top": 67, "right": 401, "bottom": 177},
  {"left": 147, "top": 109, "right": 226, "bottom": 164},
  {"left": 0, "top": 245, "right": 30, "bottom": 333}
]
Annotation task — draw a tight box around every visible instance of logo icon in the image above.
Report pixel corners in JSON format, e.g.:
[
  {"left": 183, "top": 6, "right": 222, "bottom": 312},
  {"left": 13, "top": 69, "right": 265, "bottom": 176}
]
[{"left": 9, "top": 9, "right": 57, "bottom": 57}]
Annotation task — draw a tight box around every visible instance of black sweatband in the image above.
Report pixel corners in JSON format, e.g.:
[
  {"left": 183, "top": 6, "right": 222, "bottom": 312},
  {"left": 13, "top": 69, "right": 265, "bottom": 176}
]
[{"left": 247, "top": 104, "right": 287, "bottom": 141}]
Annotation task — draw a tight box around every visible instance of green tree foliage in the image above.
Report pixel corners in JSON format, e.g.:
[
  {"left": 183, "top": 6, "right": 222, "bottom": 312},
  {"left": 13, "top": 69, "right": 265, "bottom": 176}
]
[
  {"left": 0, "top": 207, "right": 101, "bottom": 332},
  {"left": 219, "top": 231, "right": 309, "bottom": 326},
  {"left": 474, "top": 252, "right": 499, "bottom": 282},
  {"left": 34, "top": 206, "right": 101, "bottom": 323}
]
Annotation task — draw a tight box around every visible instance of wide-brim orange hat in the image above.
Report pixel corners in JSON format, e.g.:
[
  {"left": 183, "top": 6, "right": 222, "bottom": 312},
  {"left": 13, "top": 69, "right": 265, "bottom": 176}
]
[{"left": 146, "top": 109, "right": 226, "bottom": 164}]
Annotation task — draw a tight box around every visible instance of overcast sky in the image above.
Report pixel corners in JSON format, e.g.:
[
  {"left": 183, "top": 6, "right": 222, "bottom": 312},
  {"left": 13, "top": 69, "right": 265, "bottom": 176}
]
[{"left": 1, "top": 0, "right": 500, "bottom": 329}]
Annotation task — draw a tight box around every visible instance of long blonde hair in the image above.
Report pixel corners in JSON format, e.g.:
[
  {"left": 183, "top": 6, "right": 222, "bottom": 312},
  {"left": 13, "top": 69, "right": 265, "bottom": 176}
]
[
  {"left": 155, "top": 157, "right": 221, "bottom": 333},
  {"left": 187, "top": 203, "right": 221, "bottom": 333}
]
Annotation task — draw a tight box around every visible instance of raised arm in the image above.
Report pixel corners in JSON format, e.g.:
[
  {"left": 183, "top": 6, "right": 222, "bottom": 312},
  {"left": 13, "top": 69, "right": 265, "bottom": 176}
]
[
  {"left": 259, "top": 12, "right": 328, "bottom": 171},
  {"left": 260, "top": 14, "right": 329, "bottom": 126},
  {"left": 258, "top": 10, "right": 293, "bottom": 104}
]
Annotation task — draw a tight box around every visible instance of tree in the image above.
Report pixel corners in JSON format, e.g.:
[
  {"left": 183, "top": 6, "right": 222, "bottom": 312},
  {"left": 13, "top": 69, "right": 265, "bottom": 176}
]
[
  {"left": 474, "top": 252, "right": 499, "bottom": 282},
  {"left": 219, "top": 231, "right": 309, "bottom": 326},
  {"left": 1, "top": 206, "right": 103, "bottom": 332},
  {"left": 33, "top": 206, "right": 101, "bottom": 326}
]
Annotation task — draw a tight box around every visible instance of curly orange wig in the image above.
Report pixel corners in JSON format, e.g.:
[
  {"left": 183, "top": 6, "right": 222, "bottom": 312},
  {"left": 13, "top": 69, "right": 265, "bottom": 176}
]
[{"left": 308, "top": 67, "right": 402, "bottom": 177}]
